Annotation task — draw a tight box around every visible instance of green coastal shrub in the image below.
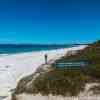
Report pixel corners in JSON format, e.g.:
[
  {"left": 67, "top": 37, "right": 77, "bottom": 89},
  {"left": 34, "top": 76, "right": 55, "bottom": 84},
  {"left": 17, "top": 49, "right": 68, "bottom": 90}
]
[{"left": 29, "top": 70, "right": 89, "bottom": 96}]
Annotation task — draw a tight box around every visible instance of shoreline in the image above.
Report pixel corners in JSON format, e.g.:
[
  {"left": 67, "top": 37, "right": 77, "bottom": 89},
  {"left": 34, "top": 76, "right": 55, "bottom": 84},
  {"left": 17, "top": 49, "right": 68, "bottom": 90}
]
[{"left": 0, "top": 45, "right": 86, "bottom": 100}]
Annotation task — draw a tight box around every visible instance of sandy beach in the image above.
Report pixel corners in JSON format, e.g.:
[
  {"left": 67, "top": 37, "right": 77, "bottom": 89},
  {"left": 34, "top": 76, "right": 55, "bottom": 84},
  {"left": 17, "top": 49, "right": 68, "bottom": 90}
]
[{"left": 0, "top": 45, "right": 86, "bottom": 100}]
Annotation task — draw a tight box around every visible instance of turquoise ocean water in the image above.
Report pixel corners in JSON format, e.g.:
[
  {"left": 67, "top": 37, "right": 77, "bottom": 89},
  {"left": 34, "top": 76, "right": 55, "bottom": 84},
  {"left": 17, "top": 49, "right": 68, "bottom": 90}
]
[{"left": 0, "top": 44, "right": 77, "bottom": 54}]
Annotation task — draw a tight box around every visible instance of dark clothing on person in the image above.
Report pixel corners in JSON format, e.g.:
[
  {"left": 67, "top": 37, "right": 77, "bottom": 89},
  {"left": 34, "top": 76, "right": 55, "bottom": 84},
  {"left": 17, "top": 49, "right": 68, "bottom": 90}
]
[{"left": 45, "top": 54, "right": 48, "bottom": 64}]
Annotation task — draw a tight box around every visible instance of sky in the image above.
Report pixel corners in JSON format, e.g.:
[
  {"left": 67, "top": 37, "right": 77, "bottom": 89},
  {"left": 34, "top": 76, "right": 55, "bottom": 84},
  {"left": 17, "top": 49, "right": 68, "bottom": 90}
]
[{"left": 0, "top": 0, "right": 100, "bottom": 44}]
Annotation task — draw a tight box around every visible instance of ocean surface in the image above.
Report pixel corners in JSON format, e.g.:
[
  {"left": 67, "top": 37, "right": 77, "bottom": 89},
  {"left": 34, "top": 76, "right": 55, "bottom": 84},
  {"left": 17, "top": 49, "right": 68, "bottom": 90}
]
[{"left": 0, "top": 44, "right": 77, "bottom": 54}]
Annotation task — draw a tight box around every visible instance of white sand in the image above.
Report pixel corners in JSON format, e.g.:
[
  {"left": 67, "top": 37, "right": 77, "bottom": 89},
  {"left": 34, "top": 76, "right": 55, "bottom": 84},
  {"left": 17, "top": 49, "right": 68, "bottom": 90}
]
[
  {"left": 0, "top": 45, "right": 86, "bottom": 100},
  {"left": 15, "top": 93, "right": 100, "bottom": 100}
]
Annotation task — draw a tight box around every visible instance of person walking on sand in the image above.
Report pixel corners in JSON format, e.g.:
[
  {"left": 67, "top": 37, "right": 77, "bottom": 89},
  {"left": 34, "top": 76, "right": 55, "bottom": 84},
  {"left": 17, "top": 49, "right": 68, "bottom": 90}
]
[{"left": 44, "top": 54, "right": 48, "bottom": 64}]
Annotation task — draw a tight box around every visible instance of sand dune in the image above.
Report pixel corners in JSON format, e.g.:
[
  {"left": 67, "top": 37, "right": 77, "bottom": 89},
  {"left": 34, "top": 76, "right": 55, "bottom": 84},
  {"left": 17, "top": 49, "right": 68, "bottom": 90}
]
[{"left": 0, "top": 45, "right": 86, "bottom": 100}]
